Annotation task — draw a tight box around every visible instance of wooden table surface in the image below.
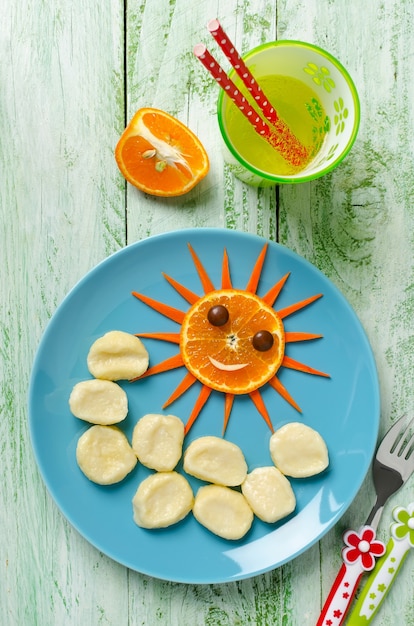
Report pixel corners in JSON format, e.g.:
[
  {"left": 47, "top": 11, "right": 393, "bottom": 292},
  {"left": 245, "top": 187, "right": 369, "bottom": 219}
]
[{"left": 2, "top": 0, "right": 414, "bottom": 624}]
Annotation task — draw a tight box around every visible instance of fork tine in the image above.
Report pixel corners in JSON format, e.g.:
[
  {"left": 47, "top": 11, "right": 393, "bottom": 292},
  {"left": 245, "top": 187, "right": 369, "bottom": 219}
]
[
  {"left": 398, "top": 429, "right": 414, "bottom": 459},
  {"left": 389, "top": 415, "right": 414, "bottom": 452}
]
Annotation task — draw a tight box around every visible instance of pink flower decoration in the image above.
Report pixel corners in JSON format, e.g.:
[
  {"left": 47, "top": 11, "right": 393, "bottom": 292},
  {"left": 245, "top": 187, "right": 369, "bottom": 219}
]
[{"left": 342, "top": 526, "right": 386, "bottom": 571}]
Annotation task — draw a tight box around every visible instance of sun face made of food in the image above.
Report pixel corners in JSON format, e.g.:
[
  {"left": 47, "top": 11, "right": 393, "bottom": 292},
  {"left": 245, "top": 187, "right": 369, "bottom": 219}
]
[{"left": 131, "top": 243, "right": 329, "bottom": 435}]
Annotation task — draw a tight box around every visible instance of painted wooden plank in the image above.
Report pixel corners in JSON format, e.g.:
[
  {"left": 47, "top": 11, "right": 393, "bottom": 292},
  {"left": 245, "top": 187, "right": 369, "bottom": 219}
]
[
  {"left": 278, "top": 1, "right": 414, "bottom": 623},
  {"left": 124, "top": 1, "right": 277, "bottom": 244},
  {"left": 0, "top": 0, "right": 131, "bottom": 625},
  {"left": 2, "top": 0, "right": 413, "bottom": 624}
]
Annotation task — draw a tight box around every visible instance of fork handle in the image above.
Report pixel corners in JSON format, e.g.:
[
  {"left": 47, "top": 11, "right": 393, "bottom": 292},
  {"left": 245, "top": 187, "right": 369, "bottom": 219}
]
[
  {"left": 366, "top": 460, "right": 404, "bottom": 528},
  {"left": 365, "top": 502, "right": 383, "bottom": 529},
  {"left": 316, "top": 562, "right": 363, "bottom": 625},
  {"left": 316, "top": 526, "right": 385, "bottom": 626},
  {"left": 346, "top": 536, "right": 412, "bottom": 625}
]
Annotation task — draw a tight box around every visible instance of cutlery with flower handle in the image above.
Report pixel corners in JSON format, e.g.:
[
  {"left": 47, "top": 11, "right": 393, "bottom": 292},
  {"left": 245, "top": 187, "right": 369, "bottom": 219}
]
[
  {"left": 316, "top": 415, "right": 414, "bottom": 626},
  {"left": 346, "top": 502, "right": 414, "bottom": 625}
]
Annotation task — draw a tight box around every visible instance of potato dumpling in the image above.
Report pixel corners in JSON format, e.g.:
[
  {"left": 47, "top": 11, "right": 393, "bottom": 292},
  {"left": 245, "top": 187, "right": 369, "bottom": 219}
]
[
  {"left": 87, "top": 330, "right": 149, "bottom": 380},
  {"left": 76, "top": 425, "right": 137, "bottom": 485},
  {"left": 241, "top": 466, "right": 296, "bottom": 523},
  {"left": 193, "top": 484, "right": 253, "bottom": 540},
  {"left": 69, "top": 379, "right": 128, "bottom": 425},
  {"left": 132, "top": 413, "right": 184, "bottom": 471},
  {"left": 132, "top": 471, "right": 194, "bottom": 529},
  {"left": 183, "top": 436, "right": 247, "bottom": 486},
  {"left": 269, "top": 422, "right": 329, "bottom": 478}
]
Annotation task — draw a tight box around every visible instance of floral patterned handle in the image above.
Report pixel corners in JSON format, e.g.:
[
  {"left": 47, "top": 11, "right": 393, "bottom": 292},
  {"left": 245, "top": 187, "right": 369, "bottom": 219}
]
[
  {"left": 346, "top": 503, "right": 414, "bottom": 625},
  {"left": 316, "top": 526, "right": 385, "bottom": 626}
]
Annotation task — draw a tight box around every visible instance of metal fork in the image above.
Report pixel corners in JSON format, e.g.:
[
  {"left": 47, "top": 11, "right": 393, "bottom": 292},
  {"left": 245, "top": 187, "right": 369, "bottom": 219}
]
[
  {"left": 316, "top": 415, "right": 414, "bottom": 626},
  {"left": 366, "top": 415, "right": 414, "bottom": 531}
]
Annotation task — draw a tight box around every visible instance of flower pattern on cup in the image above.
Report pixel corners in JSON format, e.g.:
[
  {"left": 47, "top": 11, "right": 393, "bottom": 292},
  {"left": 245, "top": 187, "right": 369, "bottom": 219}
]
[
  {"left": 391, "top": 503, "right": 414, "bottom": 545},
  {"left": 314, "top": 143, "right": 339, "bottom": 168},
  {"left": 342, "top": 526, "right": 386, "bottom": 571},
  {"left": 303, "top": 63, "right": 336, "bottom": 92},
  {"left": 305, "top": 98, "right": 331, "bottom": 157},
  {"left": 326, "top": 144, "right": 338, "bottom": 161},
  {"left": 305, "top": 97, "right": 325, "bottom": 123},
  {"left": 334, "top": 97, "right": 349, "bottom": 135}
]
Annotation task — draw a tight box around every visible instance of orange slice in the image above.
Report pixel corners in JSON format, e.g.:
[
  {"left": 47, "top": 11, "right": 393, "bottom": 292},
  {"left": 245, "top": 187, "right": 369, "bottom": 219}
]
[
  {"left": 115, "top": 108, "right": 209, "bottom": 197},
  {"left": 180, "top": 289, "right": 285, "bottom": 394}
]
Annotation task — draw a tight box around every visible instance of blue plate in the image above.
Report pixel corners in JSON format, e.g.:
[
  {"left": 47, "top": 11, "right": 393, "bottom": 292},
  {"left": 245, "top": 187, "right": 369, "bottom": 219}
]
[{"left": 28, "top": 228, "right": 380, "bottom": 583}]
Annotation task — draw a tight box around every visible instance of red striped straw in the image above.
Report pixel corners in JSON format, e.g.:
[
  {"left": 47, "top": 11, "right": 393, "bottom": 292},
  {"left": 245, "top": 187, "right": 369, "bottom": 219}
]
[
  {"left": 193, "top": 43, "right": 307, "bottom": 167},
  {"left": 194, "top": 44, "right": 271, "bottom": 136},
  {"left": 207, "top": 18, "right": 280, "bottom": 126},
  {"left": 203, "top": 19, "right": 309, "bottom": 165}
]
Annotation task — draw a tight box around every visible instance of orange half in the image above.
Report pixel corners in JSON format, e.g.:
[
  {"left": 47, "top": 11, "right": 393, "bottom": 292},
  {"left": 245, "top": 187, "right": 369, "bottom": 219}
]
[
  {"left": 180, "top": 289, "right": 285, "bottom": 394},
  {"left": 115, "top": 108, "right": 209, "bottom": 197}
]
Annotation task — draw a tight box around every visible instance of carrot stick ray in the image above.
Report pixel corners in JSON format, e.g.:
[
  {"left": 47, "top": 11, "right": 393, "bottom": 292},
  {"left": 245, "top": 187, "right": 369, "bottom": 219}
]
[
  {"left": 285, "top": 332, "right": 323, "bottom": 343},
  {"left": 130, "top": 353, "right": 184, "bottom": 382},
  {"left": 187, "top": 243, "right": 215, "bottom": 293},
  {"left": 222, "top": 393, "right": 235, "bottom": 435},
  {"left": 163, "top": 371, "right": 198, "bottom": 408},
  {"left": 277, "top": 293, "right": 323, "bottom": 320},
  {"left": 268, "top": 376, "right": 302, "bottom": 412},
  {"left": 249, "top": 389, "right": 274, "bottom": 432},
  {"left": 282, "top": 355, "right": 330, "bottom": 378},
  {"left": 221, "top": 248, "right": 232, "bottom": 289},
  {"left": 262, "top": 272, "right": 290, "bottom": 306},
  {"left": 132, "top": 291, "right": 185, "bottom": 324},
  {"left": 245, "top": 243, "right": 268, "bottom": 293},
  {"left": 162, "top": 273, "right": 200, "bottom": 305},
  {"left": 136, "top": 332, "right": 180, "bottom": 344},
  {"left": 184, "top": 385, "right": 213, "bottom": 434}
]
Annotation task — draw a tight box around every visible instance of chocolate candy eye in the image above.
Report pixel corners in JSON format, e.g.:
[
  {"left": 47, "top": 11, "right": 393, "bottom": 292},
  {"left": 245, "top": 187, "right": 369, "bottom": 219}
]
[
  {"left": 207, "top": 305, "right": 229, "bottom": 327},
  {"left": 252, "top": 330, "right": 274, "bottom": 351}
]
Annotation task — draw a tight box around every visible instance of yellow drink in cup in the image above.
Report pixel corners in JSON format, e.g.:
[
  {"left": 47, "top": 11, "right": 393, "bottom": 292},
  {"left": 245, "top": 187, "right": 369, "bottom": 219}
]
[
  {"left": 217, "top": 41, "right": 360, "bottom": 186},
  {"left": 224, "top": 75, "right": 327, "bottom": 177}
]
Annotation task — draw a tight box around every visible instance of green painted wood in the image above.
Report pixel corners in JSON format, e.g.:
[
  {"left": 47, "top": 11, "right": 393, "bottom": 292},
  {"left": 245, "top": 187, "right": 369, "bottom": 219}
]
[
  {"left": 278, "top": 2, "right": 414, "bottom": 625},
  {"left": 1, "top": 1, "right": 129, "bottom": 625},
  {"left": 1, "top": 0, "right": 413, "bottom": 624}
]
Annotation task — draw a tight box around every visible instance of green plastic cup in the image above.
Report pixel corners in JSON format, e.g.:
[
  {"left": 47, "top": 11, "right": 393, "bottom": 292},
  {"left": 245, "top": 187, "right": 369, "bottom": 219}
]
[{"left": 217, "top": 40, "right": 360, "bottom": 186}]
